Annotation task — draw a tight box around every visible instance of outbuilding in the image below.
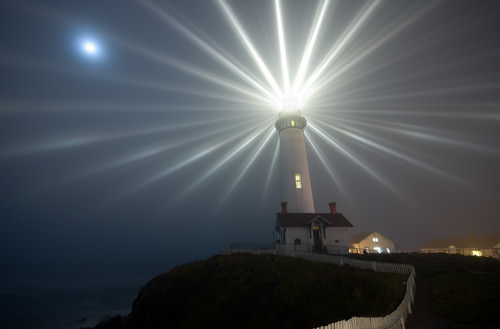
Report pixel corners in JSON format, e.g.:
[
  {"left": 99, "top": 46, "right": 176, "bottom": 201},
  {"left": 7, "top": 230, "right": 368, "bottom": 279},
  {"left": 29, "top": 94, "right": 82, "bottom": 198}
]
[
  {"left": 349, "top": 232, "right": 396, "bottom": 254},
  {"left": 420, "top": 235, "right": 500, "bottom": 258}
]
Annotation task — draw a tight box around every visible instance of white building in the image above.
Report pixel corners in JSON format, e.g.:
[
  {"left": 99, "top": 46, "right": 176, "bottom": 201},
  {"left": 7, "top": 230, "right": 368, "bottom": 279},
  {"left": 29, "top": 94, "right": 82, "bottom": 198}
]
[
  {"left": 349, "top": 232, "right": 396, "bottom": 254},
  {"left": 275, "top": 201, "right": 353, "bottom": 254},
  {"left": 275, "top": 110, "right": 315, "bottom": 213},
  {"left": 420, "top": 235, "right": 500, "bottom": 259},
  {"left": 274, "top": 110, "right": 353, "bottom": 253}
]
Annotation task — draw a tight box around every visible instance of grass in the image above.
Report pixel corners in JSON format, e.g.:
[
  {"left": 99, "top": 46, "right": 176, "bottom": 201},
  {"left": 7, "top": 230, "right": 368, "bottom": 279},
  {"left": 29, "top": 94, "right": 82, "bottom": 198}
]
[
  {"left": 126, "top": 253, "right": 407, "bottom": 329},
  {"left": 346, "top": 252, "right": 500, "bottom": 277},
  {"left": 429, "top": 272, "right": 500, "bottom": 326},
  {"left": 347, "top": 252, "right": 500, "bottom": 327}
]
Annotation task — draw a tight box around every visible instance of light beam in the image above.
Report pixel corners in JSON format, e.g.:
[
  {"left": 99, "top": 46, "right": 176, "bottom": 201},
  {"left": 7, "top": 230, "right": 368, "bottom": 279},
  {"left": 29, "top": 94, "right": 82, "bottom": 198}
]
[
  {"left": 217, "top": 0, "right": 283, "bottom": 97},
  {"left": 292, "top": 0, "right": 330, "bottom": 95},
  {"left": 275, "top": 0, "right": 290, "bottom": 94}
]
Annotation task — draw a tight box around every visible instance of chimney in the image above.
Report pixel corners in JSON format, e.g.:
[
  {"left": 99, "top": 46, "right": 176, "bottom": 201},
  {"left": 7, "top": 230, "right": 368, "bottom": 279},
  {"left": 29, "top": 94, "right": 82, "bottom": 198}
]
[
  {"left": 280, "top": 201, "right": 288, "bottom": 214},
  {"left": 328, "top": 201, "right": 337, "bottom": 214}
]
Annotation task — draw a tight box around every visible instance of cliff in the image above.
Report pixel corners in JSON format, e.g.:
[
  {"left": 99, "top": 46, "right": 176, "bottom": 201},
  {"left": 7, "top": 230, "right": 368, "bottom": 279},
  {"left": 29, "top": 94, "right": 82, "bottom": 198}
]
[{"left": 88, "top": 253, "right": 406, "bottom": 329}]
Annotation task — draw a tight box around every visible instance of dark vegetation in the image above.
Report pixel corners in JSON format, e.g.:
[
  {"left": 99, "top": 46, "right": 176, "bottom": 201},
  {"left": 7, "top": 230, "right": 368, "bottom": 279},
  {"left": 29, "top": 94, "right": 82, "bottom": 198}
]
[
  {"left": 348, "top": 253, "right": 500, "bottom": 327},
  {"left": 89, "top": 253, "right": 407, "bottom": 329}
]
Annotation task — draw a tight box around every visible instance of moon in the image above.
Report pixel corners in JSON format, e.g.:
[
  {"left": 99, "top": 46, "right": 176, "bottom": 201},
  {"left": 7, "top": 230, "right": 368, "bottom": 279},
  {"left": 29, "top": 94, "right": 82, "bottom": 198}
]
[
  {"left": 81, "top": 40, "right": 98, "bottom": 55},
  {"left": 82, "top": 41, "right": 97, "bottom": 54}
]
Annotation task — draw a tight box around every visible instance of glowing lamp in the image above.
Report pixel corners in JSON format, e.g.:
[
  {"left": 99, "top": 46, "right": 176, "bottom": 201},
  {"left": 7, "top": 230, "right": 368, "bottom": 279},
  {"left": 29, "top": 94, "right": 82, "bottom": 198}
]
[{"left": 279, "top": 94, "right": 303, "bottom": 112}]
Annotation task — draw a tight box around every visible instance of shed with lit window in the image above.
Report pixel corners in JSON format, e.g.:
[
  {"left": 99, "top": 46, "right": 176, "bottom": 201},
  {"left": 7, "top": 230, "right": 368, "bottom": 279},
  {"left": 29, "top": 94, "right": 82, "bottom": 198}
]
[{"left": 348, "top": 232, "right": 396, "bottom": 254}]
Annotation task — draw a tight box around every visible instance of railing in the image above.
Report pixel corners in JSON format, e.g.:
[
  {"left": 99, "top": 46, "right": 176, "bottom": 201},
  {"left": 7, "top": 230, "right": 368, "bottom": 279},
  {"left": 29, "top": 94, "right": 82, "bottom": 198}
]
[{"left": 226, "top": 249, "right": 415, "bottom": 329}]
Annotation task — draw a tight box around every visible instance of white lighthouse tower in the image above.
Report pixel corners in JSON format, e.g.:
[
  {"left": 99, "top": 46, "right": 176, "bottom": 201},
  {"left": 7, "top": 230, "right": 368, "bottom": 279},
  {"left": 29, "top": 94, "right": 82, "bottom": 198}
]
[
  {"left": 275, "top": 110, "right": 315, "bottom": 213},
  {"left": 274, "top": 109, "right": 354, "bottom": 253}
]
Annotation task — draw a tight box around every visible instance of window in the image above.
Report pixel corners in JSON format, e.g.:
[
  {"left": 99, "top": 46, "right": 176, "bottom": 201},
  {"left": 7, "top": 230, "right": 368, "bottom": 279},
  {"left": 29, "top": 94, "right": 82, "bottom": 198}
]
[
  {"left": 372, "top": 237, "right": 379, "bottom": 243},
  {"left": 386, "top": 248, "right": 391, "bottom": 253},
  {"left": 374, "top": 247, "right": 382, "bottom": 253},
  {"left": 472, "top": 250, "right": 482, "bottom": 256},
  {"left": 295, "top": 173, "right": 302, "bottom": 189},
  {"left": 291, "top": 120, "right": 295, "bottom": 127}
]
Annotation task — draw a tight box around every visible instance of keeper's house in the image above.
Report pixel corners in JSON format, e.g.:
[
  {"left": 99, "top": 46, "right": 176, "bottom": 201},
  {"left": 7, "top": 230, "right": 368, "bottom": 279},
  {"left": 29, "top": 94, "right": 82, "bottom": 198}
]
[{"left": 275, "top": 201, "right": 353, "bottom": 254}]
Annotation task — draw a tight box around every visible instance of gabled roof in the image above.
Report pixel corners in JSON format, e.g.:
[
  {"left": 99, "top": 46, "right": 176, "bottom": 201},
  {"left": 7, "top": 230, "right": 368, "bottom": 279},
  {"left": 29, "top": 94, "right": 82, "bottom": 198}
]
[
  {"left": 348, "top": 232, "right": 372, "bottom": 244},
  {"left": 422, "top": 235, "right": 500, "bottom": 249},
  {"left": 276, "top": 213, "right": 353, "bottom": 228},
  {"left": 348, "top": 232, "right": 390, "bottom": 244}
]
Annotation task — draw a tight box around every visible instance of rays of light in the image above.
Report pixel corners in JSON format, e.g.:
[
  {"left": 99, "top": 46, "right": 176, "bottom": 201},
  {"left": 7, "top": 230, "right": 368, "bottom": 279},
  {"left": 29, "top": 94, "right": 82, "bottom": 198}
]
[
  {"left": 0, "top": 135, "right": 99, "bottom": 156},
  {"left": 171, "top": 119, "right": 275, "bottom": 205},
  {"left": 0, "top": 115, "right": 252, "bottom": 157},
  {"left": 291, "top": 0, "right": 330, "bottom": 95},
  {"left": 305, "top": 1, "right": 437, "bottom": 101},
  {"left": 304, "top": 130, "right": 347, "bottom": 198},
  {"left": 315, "top": 80, "right": 500, "bottom": 107},
  {"left": 262, "top": 139, "right": 280, "bottom": 203},
  {"left": 307, "top": 103, "right": 500, "bottom": 121},
  {"left": 121, "top": 119, "right": 272, "bottom": 198},
  {"left": 140, "top": 0, "right": 277, "bottom": 104},
  {"left": 128, "top": 145, "right": 220, "bottom": 195},
  {"left": 0, "top": 52, "right": 273, "bottom": 111},
  {"left": 217, "top": 0, "right": 283, "bottom": 98},
  {"left": 76, "top": 147, "right": 165, "bottom": 177},
  {"left": 275, "top": 0, "right": 290, "bottom": 94},
  {"left": 8, "top": 0, "right": 491, "bottom": 210},
  {"left": 111, "top": 37, "right": 274, "bottom": 107},
  {"left": 220, "top": 126, "right": 276, "bottom": 204},
  {"left": 308, "top": 121, "right": 402, "bottom": 196},
  {"left": 318, "top": 51, "right": 500, "bottom": 106},
  {"left": 66, "top": 116, "right": 265, "bottom": 182},
  {"left": 301, "top": 0, "right": 381, "bottom": 97},
  {"left": 310, "top": 114, "right": 470, "bottom": 187},
  {"left": 327, "top": 114, "right": 500, "bottom": 154}
]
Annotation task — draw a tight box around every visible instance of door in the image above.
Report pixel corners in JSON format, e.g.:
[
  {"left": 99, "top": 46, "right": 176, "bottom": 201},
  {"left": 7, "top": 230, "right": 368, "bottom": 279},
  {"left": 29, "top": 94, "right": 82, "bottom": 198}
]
[{"left": 312, "top": 224, "right": 322, "bottom": 252}]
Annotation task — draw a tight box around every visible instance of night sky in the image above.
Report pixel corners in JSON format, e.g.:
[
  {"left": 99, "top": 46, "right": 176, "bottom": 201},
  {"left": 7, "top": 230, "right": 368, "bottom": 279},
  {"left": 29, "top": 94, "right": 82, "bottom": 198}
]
[{"left": 1, "top": 0, "right": 500, "bottom": 291}]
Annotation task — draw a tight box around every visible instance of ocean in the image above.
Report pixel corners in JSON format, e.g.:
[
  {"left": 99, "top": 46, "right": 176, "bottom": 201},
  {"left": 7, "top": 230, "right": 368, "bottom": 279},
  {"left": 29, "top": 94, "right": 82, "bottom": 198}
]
[{"left": 1, "top": 274, "right": 152, "bottom": 329}]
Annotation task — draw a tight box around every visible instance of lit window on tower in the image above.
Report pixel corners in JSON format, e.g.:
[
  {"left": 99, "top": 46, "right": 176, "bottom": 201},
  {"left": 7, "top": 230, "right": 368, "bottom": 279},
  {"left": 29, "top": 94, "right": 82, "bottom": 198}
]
[
  {"left": 291, "top": 120, "right": 295, "bottom": 127},
  {"left": 295, "top": 173, "right": 302, "bottom": 189},
  {"left": 372, "top": 237, "right": 379, "bottom": 243}
]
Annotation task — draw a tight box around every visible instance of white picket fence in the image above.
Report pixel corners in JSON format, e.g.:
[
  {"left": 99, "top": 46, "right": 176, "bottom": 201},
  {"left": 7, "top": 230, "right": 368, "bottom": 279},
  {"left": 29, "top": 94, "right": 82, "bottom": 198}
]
[{"left": 227, "top": 249, "right": 415, "bottom": 329}]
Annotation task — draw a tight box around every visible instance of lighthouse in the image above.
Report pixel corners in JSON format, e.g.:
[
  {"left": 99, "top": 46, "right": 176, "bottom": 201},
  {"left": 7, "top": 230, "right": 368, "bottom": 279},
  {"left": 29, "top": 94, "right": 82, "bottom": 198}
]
[
  {"left": 275, "top": 110, "right": 315, "bottom": 213},
  {"left": 274, "top": 109, "right": 353, "bottom": 253}
]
